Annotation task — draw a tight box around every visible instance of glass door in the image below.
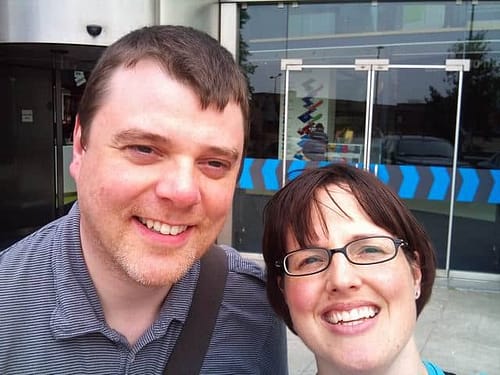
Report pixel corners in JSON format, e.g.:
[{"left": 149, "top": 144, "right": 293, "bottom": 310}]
[
  {"left": 281, "top": 59, "right": 470, "bottom": 274},
  {"left": 281, "top": 61, "right": 370, "bottom": 184}
]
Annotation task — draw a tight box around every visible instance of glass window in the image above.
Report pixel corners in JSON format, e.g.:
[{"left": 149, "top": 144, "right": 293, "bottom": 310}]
[{"left": 237, "top": 1, "right": 500, "bottom": 277}]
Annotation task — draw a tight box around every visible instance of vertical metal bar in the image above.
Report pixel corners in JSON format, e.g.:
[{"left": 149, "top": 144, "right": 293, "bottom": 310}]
[
  {"left": 363, "top": 69, "right": 374, "bottom": 169},
  {"left": 220, "top": 3, "right": 238, "bottom": 59},
  {"left": 218, "top": 2, "right": 239, "bottom": 247},
  {"left": 154, "top": 0, "right": 161, "bottom": 25},
  {"left": 53, "top": 54, "right": 65, "bottom": 217},
  {"left": 445, "top": 68, "right": 465, "bottom": 278},
  {"left": 365, "top": 68, "right": 376, "bottom": 168},
  {"left": 282, "top": 68, "right": 291, "bottom": 186}
]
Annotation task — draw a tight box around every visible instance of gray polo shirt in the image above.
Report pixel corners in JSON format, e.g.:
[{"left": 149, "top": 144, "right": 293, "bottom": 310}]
[{"left": 0, "top": 203, "right": 288, "bottom": 374}]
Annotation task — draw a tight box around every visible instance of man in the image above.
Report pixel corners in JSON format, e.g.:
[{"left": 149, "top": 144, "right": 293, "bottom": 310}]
[{"left": 0, "top": 25, "right": 287, "bottom": 374}]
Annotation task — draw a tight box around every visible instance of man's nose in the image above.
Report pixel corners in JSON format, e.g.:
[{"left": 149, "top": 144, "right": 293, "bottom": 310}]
[{"left": 155, "top": 160, "right": 201, "bottom": 207}]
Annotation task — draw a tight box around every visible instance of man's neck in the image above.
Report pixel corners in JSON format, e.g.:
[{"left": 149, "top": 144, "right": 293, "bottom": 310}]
[
  {"left": 82, "top": 244, "right": 172, "bottom": 345},
  {"left": 98, "top": 280, "right": 170, "bottom": 345}
]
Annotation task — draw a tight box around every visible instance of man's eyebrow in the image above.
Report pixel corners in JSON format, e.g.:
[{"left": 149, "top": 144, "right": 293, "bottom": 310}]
[
  {"left": 206, "top": 145, "right": 241, "bottom": 162},
  {"left": 112, "top": 129, "right": 241, "bottom": 161},
  {"left": 112, "top": 129, "right": 168, "bottom": 145}
]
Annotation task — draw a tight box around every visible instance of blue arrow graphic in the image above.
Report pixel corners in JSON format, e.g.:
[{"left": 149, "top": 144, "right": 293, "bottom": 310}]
[
  {"left": 488, "top": 169, "right": 500, "bottom": 204},
  {"left": 377, "top": 164, "right": 390, "bottom": 184},
  {"left": 262, "top": 159, "right": 280, "bottom": 190},
  {"left": 428, "top": 166, "right": 450, "bottom": 201},
  {"left": 238, "top": 158, "right": 254, "bottom": 189},
  {"left": 398, "top": 165, "right": 419, "bottom": 199},
  {"left": 287, "top": 160, "right": 307, "bottom": 181},
  {"left": 457, "top": 168, "right": 479, "bottom": 202}
]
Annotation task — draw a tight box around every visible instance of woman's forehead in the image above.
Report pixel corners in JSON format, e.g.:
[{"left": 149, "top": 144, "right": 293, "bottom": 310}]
[{"left": 314, "top": 184, "right": 357, "bottom": 218}]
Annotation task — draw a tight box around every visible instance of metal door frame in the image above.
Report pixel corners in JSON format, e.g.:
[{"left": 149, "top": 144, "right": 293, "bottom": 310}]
[{"left": 281, "top": 58, "right": 470, "bottom": 275}]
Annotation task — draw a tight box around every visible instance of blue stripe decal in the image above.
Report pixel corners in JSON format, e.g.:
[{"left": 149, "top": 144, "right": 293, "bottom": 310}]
[
  {"left": 488, "top": 170, "right": 500, "bottom": 204},
  {"left": 377, "top": 164, "right": 389, "bottom": 184},
  {"left": 428, "top": 166, "right": 450, "bottom": 200},
  {"left": 398, "top": 165, "right": 419, "bottom": 199},
  {"left": 457, "top": 168, "right": 479, "bottom": 202},
  {"left": 262, "top": 159, "right": 280, "bottom": 190},
  {"left": 237, "top": 159, "right": 500, "bottom": 205},
  {"left": 239, "top": 158, "right": 254, "bottom": 189},
  {"left": 287, "top": 160, "right": 307, "bottom": 181}
]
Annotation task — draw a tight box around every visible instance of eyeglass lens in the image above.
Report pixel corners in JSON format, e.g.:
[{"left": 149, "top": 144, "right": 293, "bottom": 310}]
[{"left": 284, "top": 236, "right": 400, "bottom": 276}]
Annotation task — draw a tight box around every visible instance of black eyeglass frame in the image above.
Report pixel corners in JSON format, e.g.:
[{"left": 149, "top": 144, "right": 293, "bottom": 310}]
[{"left": 275, "top": 235, "right": 408, "bottom": 277}]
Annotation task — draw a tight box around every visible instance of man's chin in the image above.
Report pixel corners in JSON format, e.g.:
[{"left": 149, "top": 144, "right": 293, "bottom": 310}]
[{"left": 124, "top": 257, "right": 197, "bottom": 287}]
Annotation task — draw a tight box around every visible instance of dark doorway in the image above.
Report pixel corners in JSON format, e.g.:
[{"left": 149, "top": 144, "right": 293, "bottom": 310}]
[{"left": 0, "top": 43, "right": 104, "bottom": 250}]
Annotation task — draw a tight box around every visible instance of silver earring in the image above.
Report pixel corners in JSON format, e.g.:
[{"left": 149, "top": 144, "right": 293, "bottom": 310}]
[{"left": 415, "top": 289, "right": 421, "bottom": 299}]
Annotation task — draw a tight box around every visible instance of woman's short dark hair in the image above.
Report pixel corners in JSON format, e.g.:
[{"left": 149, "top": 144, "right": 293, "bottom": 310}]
[
  {"left": 77, "top": 25, "right": 249, "bottom": 149},
  {"left": 262, "top": 163, "right": 436, "bottom": 333}
]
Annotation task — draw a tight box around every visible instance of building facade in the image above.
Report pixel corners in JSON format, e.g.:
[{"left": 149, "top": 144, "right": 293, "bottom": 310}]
[
  {"left": 0, "top": 0, "right": 219, "bottom": 245},
  {"left": 1, "top": 0, "right": 499, "bottom": 289}
]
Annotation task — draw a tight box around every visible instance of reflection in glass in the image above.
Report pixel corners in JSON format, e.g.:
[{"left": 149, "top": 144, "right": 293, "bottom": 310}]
[
  {"left": 285, "top": 68, "right": 367, "bottom": 165},
  {"left": 236, "top": 2, "right": 500, "bottom": 275}
]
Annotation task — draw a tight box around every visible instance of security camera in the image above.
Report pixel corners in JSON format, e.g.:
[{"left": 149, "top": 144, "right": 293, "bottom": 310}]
[{"left": 86, "top": 24, "right": 102, "bottom": 37}]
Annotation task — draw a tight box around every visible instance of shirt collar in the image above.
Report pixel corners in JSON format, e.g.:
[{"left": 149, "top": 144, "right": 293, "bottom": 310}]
[{"left": 50, "top": 202, "right": 200, "bottom": 341}]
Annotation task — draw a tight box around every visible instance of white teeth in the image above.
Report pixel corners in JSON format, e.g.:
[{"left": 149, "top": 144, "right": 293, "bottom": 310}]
[
  {"left": 139, "top": 217, "right": 187, "bottom": 236},
  {"left": 341, "top": 311, "right": 350, "bottom": 322},
  {"left": 153, "top": 221, "right": 161, "bottom": 231},
  {"left": 326, "top": 306, "right": 378, "bottom": 325}
]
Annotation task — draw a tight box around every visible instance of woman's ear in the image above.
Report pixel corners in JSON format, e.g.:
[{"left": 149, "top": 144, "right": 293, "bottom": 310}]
[{"left": 412, "top": 251, "right": 423, "bottom": 297}]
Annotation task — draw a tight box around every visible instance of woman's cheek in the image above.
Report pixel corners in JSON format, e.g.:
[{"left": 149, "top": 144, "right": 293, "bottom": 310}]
[{"left": 284, "top": 279, "right": 323, "bottom": 313}]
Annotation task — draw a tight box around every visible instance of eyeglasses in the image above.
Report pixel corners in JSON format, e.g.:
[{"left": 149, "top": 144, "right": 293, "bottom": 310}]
[{"left": 275, "top": 235, "right": 407, "bottom": 277}]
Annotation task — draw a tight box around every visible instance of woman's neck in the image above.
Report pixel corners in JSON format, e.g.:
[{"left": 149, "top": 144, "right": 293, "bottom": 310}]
[{"left": 316, "top": 336, "right": 427, "bottom": 375}]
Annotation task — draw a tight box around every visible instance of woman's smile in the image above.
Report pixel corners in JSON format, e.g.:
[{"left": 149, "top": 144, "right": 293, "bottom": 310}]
[{"left": 324, "top": 305, "right": 379, "bottom": 325}]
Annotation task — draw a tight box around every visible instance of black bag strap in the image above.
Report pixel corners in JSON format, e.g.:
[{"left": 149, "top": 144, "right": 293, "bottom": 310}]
[{"left": 163, "top": 244, "right": 228, "bottom": 375}]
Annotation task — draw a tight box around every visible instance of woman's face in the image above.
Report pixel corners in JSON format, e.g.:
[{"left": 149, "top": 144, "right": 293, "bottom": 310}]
[{"left": 282, "top": 184, "right": 422, "bottom": 374}]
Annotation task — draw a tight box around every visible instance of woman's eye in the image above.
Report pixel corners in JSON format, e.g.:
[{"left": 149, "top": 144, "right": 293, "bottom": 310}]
[
  {"left": 298, "top": 255, "right": 324, "bottom": 268},
  {"left": 361, "top": 246, "right": 383, "bottom": 254}
]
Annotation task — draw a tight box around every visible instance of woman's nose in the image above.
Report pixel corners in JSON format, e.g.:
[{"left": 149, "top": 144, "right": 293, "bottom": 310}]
[
  {"left": 155, "top": 160, "right": 201, "bottom": 207},
  {"left": 324, "top": 253, "right": 362, "bottom": 292}
]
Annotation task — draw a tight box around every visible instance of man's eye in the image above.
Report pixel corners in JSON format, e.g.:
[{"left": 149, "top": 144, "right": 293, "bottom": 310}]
[
  {"left": 207, "top": 160, "right": 226, "bottom": 169},
  {"left": 130, "top": 145, "right": 154, "bottom": 154},
  {"left": 200, "top": 159, "right": 232, "bottom": 179}
]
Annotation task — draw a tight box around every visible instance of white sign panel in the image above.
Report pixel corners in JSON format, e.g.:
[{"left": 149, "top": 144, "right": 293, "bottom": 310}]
[{"left": 21, "top": 109, "right": 33, "bottom": 123}]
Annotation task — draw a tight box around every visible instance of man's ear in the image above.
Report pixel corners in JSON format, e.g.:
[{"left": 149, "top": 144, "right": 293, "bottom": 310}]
[{"left": 69, "top": 115, "right": 84, "bottom": 182}]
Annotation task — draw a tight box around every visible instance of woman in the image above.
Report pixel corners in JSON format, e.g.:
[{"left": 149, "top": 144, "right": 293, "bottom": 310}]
[{"left": 262, "top": 163, "right": 450, "bottom": 375}]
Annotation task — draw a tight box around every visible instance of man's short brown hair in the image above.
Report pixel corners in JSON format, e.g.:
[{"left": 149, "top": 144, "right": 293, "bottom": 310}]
[{"left": 78, "top": 25, "right": 249, "bottom": 149}]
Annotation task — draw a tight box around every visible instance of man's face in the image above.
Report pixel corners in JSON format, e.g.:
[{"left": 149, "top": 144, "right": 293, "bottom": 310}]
[{"left": 70, "top": 59, "right": 244, "bottom": 287}]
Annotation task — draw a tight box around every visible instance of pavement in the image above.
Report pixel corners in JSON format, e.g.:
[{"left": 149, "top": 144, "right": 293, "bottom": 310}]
[{"left": 286, "top": 280, "right": 500, "bottom": 375}]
